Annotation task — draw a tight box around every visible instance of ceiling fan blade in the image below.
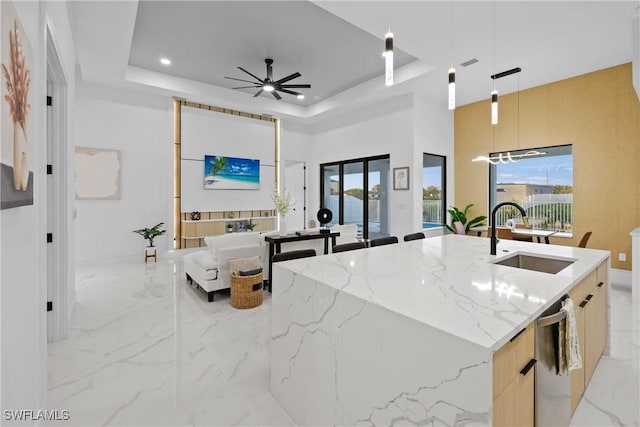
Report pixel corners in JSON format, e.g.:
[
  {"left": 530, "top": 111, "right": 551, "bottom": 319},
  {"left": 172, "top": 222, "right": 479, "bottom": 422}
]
[
  {"left": 272, "top": 91, "right": 282, "bottom": 100},
  {"left": 237, "top": 67, "right": 264, "bottom": 83},
  {"left": 253, "top": 89, "right": 264, "bottom": 98},
  {"left": 277, "top": 88, "right": 301, "bottom": 96},
  {"left": 274, "top": 72, "right": 301, "bottom": 85},
  {"left": 279, "top": 84, "right": 311, "bottom": 89},
  {"left": 232, "top": 86, "right": 262, "bottom": 89},
  {"left": 225, "top": 76, "right": 261, "bottom": 85}
]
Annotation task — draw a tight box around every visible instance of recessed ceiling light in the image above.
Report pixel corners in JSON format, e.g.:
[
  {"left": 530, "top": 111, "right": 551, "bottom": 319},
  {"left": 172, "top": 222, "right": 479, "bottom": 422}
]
[
  {"left": 160, "top": 58, "right": 171, "bottom": 66},
  {"left": 297, "top": 94, "right": 304, "bottom": 100}
]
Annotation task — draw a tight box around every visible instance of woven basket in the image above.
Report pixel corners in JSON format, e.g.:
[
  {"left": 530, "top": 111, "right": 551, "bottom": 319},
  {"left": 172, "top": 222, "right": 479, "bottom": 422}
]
[{"left": 230, "top": 271, "right": 264, "bottom": 309}]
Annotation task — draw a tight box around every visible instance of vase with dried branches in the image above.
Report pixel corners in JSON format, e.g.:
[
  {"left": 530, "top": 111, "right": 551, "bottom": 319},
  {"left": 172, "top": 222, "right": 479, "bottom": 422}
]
[{"left": 2, "top": 21, "right": 31, "bottom": 191}]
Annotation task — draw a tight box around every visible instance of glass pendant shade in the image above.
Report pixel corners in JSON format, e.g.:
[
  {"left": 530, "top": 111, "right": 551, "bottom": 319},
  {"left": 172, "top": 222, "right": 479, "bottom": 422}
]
[
  {"left": 384, "top": 32, "right": 394, "bottom": 86},
  {"left": 448, "top": 68, "right": 456, "bottom": 110},
  {"left": 491, "top": 89, "right": 498, "bottom": 125}
]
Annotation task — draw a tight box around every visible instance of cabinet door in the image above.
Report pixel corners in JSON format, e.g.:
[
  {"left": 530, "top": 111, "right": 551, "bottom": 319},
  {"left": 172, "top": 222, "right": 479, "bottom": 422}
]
[
  {"left": 585, "top": 282, "right": 607, "bottom": 384},
  {"left": 493, "top": 362, "right": 535, "bottom": 427},
  {"left": 569, "top": 301, "right": 586, "bottom": 414}
]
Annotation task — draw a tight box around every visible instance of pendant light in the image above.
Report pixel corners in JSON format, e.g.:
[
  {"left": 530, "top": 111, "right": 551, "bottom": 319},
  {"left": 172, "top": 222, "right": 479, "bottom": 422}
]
[
  {"left": 383, "top": 29, "right": 394, "bottom": 86},
  {"left": 491, "top": 1, "right": 498, "bottom": 124},
  {"left": 473, "top": 68, "right": 547, "bottom": 164},
  {"left": 448, "top": 1, "right": 456, "bottom": 110}
]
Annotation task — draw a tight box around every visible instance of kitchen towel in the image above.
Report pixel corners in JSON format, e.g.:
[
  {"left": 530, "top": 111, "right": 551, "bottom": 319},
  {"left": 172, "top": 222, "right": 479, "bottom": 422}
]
[{"left": 559, "top": 297, "right": 582, "bottom": 375}]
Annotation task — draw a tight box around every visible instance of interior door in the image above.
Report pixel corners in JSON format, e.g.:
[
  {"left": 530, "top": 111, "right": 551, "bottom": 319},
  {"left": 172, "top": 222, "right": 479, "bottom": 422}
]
[{"left": 284, "top": 161, "right": 305, "bottom": 230}]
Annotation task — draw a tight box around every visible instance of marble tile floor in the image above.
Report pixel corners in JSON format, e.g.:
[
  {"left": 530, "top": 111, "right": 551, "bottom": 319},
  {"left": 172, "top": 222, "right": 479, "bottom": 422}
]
[{"left": 48, "top": 254, "right": 639, "bottom": 426}]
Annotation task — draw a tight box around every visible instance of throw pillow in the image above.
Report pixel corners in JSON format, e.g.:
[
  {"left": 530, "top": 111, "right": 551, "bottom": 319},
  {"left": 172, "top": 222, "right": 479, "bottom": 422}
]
[
  {"left": 227, "top": 255, "right": 261, "bottom": 275},
  {"left": 239, "top": 268, "right": 263, "bottom": 277}
]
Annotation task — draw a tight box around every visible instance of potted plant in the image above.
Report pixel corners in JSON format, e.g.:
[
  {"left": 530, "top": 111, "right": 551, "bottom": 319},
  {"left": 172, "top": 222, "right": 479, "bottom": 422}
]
[
  {"left": 133, "top": 222, "right": 166, "bottom": 262},
  {"left": 245, "top": 219, "right": 257, "bottom": 231},
  {"left": 226, "top": 223, "right": 234, "bottom": 233},
  {"left": 133, "top": 222, "right": 166, "bottom": 247},
  {"left": 445, "top": 204, "right": 487, "bottom": 235}
]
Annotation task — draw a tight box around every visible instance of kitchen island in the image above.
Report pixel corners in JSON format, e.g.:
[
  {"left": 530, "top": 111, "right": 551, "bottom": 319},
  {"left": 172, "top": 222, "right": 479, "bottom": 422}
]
[{"left": 270, "top": 234, "right": 610, "bottom": 426}]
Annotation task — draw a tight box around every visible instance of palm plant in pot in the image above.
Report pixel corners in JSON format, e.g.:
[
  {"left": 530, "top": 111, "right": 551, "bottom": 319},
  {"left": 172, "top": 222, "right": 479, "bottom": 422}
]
[
  {"left": 133, "top": 222, "right": 166, "bottom": 247},
  {"left": 445, "top": 204, "right": 487, "bottom": 235}
]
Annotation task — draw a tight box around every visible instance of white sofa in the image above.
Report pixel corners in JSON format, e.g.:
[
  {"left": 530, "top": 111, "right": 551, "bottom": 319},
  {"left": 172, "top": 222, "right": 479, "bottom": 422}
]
[{"left": 183, "top": 232, "right": 262, "bottom": 302}]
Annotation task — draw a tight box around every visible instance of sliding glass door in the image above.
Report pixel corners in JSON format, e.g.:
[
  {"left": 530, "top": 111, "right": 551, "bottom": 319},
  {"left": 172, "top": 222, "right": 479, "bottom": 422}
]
[{"left": 320, "top": 155, "right": 389, "bottom": 239}]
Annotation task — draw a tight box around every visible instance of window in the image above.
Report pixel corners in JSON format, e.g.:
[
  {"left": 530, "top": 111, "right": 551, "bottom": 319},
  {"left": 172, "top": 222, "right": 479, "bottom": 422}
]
[
  {"left": 489, "top": 145, "right": 573, "bottom": 234},
  {"left": 422, "top": 153, "right": 446, "bottom": 228},
  {"left": 320, "top": 155, "right": 390, "bottom": 239}
]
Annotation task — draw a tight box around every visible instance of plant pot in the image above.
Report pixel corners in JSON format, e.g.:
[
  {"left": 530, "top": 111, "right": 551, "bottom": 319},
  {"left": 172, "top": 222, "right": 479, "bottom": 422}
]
[{"left": 279, "top": 218, "right": 288, "bottom": 236}]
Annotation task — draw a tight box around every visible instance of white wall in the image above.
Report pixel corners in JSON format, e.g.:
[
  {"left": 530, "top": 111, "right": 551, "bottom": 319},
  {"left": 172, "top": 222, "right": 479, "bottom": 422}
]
[
  {"left": 74, "top": 83, "right": 171, "bottom": 261},
  {"left": 413, "top": 94, "right": 455, "bottom": 233},
  {"left": 309, "top": 101, "right": 416, "bottom": 238},
  {"left": 1, "top": 0, "right": 76, "bottom": 416},
  {"left": 180, "top": 107, "right": 275, "bottom": 212}
]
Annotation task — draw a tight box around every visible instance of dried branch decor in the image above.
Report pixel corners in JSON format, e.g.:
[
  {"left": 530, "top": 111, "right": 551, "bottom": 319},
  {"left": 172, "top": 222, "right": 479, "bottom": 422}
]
[{"left": 2, "top": 20, "right": 31, "bottom": 190}]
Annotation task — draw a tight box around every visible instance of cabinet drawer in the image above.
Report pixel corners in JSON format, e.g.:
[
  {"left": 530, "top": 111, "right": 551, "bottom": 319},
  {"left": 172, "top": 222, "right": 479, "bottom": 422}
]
[
  {"left": 596, "top": 260, "right": 608, "bottom": 290},
  {"left": 569, "top": 270, "right": 596, "bottom": 305},
  {"left": 493, "top": 324, "right": 535, "bottom": 400}
]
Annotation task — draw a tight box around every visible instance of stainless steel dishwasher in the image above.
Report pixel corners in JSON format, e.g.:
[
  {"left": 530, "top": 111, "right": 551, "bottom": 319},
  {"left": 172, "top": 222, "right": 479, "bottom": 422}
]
[{"left": 536, "top": 299, "right": 571, "bottom": 426}]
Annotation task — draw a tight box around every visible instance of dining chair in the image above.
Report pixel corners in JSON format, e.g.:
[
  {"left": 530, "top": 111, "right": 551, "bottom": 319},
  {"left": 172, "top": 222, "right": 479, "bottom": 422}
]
[
  {"left": 369, "top": 236, "right": 399, "bottom": 247},
  {"left": 487, "top": 227, "right": 514, "bottom": 240},
  {"left": 270, "top": 249, "right": 317, "bottom": 292},
  {"left": 403, "top": 232, "right": 426, "bottom": 242},
  {"left": 578, "top": 231, "right": 592, "bottom": 248},
  {"left": 513, "top": 223, "right": 533, "bottom": 242},
  {"left": 332, "top": 241, "right": 367, "bottom": 253}
]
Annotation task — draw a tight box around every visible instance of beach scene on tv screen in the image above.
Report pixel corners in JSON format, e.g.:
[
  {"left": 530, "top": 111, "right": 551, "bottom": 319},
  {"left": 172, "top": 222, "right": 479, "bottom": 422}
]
[{"left": 203, "top": 155, "right": 260, "bottom": 190}]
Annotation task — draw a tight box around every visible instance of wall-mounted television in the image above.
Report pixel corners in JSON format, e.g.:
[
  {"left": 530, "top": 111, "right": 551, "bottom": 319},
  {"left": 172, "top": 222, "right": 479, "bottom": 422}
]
[{"left": 203, "top": 155, "right": 260, "bottom": 190}]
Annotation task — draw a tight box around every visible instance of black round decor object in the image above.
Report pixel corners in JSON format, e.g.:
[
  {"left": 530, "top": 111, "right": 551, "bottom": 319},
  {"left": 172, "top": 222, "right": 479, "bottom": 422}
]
[
  {"left": 317, "top": 208, "right": 333, "bottom": 225},
  {"left": 190, "top": 212, "right": 201, "bottom": 221}
]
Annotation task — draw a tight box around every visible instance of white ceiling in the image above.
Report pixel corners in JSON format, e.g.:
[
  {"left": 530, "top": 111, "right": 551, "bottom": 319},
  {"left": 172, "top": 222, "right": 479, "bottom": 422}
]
[
  {"left": 70, "top": 1, "right": 638, "bottom": 125},
  {"left": 128, "top": 1, "right": 416, "bottom": 106}
]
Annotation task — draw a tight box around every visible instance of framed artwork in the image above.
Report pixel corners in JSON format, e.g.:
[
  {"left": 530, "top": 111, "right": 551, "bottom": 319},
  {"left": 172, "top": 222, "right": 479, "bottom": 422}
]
[
  {"left": 1, "top": 0, "right": 34, "bottom": 209},
  {"left": 204, "top": 155, "right": 260, "bottom": 190},
  {"left": 393, "top": 167, "right": 409, "bottom": 190},
  {"left": 75, "top": 147, "right": 121, "bottom": 200}
]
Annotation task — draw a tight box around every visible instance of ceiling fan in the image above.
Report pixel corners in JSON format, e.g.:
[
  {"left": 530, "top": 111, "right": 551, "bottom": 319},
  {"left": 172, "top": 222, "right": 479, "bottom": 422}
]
[{"left": 224, "top": 58, "right": 311, "bottom": 100}]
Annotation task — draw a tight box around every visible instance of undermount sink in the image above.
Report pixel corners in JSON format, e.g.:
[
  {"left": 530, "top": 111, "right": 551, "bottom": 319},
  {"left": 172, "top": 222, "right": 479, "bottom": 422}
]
[{"left": 493, "top": 253, "right": 575, "bottom": 274}]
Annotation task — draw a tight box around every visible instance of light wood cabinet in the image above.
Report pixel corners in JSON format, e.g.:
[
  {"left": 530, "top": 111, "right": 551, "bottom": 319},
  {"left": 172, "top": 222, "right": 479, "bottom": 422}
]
[
  {"left": 569, "top": 260, "right": 609, "bottom": 414},
  {"left": 180, "top": 210, "right": 276, "bottom": 248},
  {"left": 493, "top": 323, "right": 536, "bottom": 427}
]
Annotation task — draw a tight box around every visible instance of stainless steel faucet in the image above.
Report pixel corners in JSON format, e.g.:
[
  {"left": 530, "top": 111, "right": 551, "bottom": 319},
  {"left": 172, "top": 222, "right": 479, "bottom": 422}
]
[{"left": 490, "top": 202, "right": 528, "bottom": 255}]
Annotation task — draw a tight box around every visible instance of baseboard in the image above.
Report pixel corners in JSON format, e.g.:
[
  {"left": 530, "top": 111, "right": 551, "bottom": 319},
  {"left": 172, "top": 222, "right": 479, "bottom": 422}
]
[{"left": 611, "top": 268, "right": 631, "bottom": 289}]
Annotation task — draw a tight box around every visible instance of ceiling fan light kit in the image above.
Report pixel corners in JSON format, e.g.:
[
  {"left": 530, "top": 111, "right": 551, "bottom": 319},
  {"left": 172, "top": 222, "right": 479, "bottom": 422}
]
[{"left": 225, "top": 58, "right": 310, "bottom": 100}]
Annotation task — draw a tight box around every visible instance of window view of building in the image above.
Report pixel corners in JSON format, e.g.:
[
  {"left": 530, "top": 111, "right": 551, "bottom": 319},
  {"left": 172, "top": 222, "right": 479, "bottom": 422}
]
[
  {"left": 490, "top": 145, "right": 573, "bottom": 233},
  {"left": 422, "top": 153, "right": 446, "bottom": 228}
]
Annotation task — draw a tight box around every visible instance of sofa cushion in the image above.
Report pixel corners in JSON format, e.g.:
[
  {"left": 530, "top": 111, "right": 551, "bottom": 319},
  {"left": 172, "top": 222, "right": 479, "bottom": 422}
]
[
  {"left": 204, "top": 232, "right": 261, "bottom": 259},
  {"left": 192, "top": 251, "right": 218, "bottom": 271}
]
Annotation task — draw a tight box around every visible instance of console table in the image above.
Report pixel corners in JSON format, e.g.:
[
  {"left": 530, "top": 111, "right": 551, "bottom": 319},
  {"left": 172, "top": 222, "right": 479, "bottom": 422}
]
[{"left": 265, "top": 231, "right": 340, "bottom": 289}]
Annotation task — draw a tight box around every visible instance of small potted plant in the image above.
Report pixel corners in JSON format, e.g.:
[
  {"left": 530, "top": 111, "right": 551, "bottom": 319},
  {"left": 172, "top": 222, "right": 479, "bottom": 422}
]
[
  {"left": 245, "top": 219, "right": 257, "bottom": 231},
  {"left": 272, "top": 187, "right": 295, "bottom": 235},
  {"left": 445, "top": 204, "right": 487, "bottom": 235},
  {"left": 133, "top": 222, "right": 166, "bottom": 262},
  {"left": 226, "top": 223, "right": 234, "bottom": 233}
]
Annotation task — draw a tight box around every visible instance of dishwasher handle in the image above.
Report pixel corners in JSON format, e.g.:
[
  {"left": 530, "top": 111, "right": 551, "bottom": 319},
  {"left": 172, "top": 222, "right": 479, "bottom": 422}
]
[{"left": 537, "top": 310, "right": 567, "bottom": 328}]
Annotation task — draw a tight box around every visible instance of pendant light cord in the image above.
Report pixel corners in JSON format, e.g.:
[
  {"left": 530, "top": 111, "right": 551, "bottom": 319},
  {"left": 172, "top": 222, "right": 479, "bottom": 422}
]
[
  {"left": 492, "top": 1, "right": 496, "bottom": 91},
  {"left": 450, "top": 0, "right": 454, "bottom": 68}
]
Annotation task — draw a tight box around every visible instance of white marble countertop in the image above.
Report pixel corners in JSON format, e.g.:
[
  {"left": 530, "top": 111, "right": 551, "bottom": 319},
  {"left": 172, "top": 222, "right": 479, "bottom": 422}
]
[{"left": 275, "top": 234, "right": 609, "bottom": 351}]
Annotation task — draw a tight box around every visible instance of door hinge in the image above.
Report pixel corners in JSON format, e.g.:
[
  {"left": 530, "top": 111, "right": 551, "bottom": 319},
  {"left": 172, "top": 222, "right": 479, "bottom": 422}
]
[
  {"left": 47, "top": 301, "right": 53, "bottom": 312},
  {"left": 47, "top": 233, "right": 53, "bottom": 243},
  {"left": 47, "top": 164, "right": 53, "bottom": 175},
  {"left": 46, "top": 96, "right": 52, "bottom": 106}
]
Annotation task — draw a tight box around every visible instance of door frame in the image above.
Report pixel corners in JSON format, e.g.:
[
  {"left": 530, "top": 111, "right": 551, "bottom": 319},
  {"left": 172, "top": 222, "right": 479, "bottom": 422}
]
[{"left": 45, "top": 23, "right": 70, "bottom": 341}]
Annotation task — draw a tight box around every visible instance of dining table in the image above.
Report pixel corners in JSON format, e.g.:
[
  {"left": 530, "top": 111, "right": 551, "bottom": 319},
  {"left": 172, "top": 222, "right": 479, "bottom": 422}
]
[{"left": 468, "top": 225, "right": 558, "bottom": 244}]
